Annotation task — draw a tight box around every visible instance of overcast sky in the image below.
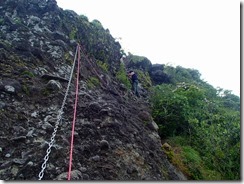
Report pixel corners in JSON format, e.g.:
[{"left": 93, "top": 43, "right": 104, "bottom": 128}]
[{"left": 56, "top": 0, "right": 240, "bottom": 96}]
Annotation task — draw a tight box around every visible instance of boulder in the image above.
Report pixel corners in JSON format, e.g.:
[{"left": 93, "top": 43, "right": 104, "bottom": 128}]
[{"left": 46, "top": 80, "right": 62, "bottom": 91}]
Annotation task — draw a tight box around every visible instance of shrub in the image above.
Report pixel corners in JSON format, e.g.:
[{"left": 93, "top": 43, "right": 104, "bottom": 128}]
[
  {"left": 136, "top": 70, "right": 152, "bottom": 89},
  {"left": 87, "top": 77, "right": 100, "bottom": 89},
  {"left": 97, "top": 60, "right": 108, "bottom": 73},
  {"left": 69, "top": 27, "right": 77, "bottom": 40},
  {"left": 21, "top": 70, "right": 35, "bottom": 78},
  {"left": 116, "top": 62, "right": 131, "bottom": 89}
]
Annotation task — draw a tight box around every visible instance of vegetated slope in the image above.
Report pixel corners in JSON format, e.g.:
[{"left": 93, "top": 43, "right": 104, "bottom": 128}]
[
  {"left": 0, "top": 0, "right": 186, "bottom": 180},
  {"left": 125, "top": 51, "right": 240, "bottom": 180}
]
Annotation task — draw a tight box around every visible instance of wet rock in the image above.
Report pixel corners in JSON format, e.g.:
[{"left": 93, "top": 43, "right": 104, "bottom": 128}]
[
  {"left": 26, "top": 128, "right": 35, "bottom": 137},
  {"left": 0, "top": 80, "right": 22, "bottom": 94},
  {"left": 87, "top": 101, "right": 102, "bottom": 115},
  {"left": 41, "top": 74, "right": 69, "bottom": 82},
  {"left": 4, "top": 85, "right": 15, "bottom": 93},
  {"left": 0, "top": 101, "right": 6, "bottom": 109},
  {"left": 0, "top": 0, "right": 188, "bottom": 181},
  {"left": 10, "top": 136, "right": 26, "bottom": 141},
  {"left": 0, "top": 161, "right": 12, "bottom": 169},
  {"left": 79, "top": 167, "right": 87, "bottom": 173},
  {"left": 127, "top": 165, "right": 138, "bottom": 174},
  {"left": 46, "top": 80, "right": 62, "bottom": 91},
  {"left": 56, "top": 170, "right": 82, "bottom": 180},
  {"left": 90, "top": 155, "right": 100, "bottom": 162},
  {"left": 31, "top": 111, "right": 38, "bottom": 118},
  {"left": 27, "top": 161, "right": 33, "bottom": 166},
  {"left": 82, "top": 173, "right": 89, "bottom": 180},
  {"left": 100, "top": 117, "right": 120, "bottom": 128},
  {"left": 138, "top": 110, "right": 151, "bottom": 122},
  {"left": 147, "top": 120, "right": 159, "bottom": 131},
  {"left": 13, "top": 158, "right": 26, "bottom": 165},
  {"left": 149, "top": 64, "right": 171, "bottom": 85},
  {"left": 148, "top": 132, "right": 161, "bottom": 145},
  {"left": 5, "top": 153, "right": 11, "bottom": 158},
  {"left": 40, "top": 121, "right": 53, "bottom": 131},
  {"left": 100, "top": 140, "right": 110, "bottom": 150},
  {"left": 34, "top": 67, "right": 48, "bottom": 76}
]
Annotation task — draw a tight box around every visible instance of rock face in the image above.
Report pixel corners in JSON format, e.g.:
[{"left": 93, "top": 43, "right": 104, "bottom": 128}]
[
  {"left": 124, "top": 55, "right": 172, "bottom": 86},
  {"left": 0, "top": 0, "right": 186, "bottom": 180},
  {"left": 149, "top": 64, "right": 172, "bottom": 85}
]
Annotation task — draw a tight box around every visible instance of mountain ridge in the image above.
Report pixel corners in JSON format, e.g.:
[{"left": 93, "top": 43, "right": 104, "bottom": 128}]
[{"left": 0, "top": 0, "right": 187, "bottom": 180}]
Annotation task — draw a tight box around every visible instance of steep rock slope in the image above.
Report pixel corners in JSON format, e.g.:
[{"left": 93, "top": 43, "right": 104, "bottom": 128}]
[{"left": 0, "top": 0, "right": 186, "bottom": 180}]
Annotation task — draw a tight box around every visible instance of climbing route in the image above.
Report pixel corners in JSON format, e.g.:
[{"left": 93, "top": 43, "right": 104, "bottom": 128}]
[{"left": 38, "top": 44, "right": 80, "bottom": 180}]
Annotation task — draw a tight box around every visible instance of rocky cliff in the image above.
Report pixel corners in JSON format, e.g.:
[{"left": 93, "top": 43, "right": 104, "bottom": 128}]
[{"left": 0, "top": 0, "right": 186, "bottom": 180}]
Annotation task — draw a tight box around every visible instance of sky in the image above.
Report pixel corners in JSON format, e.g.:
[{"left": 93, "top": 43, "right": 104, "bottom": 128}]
[{"left": 56, "top": 0, "right": 240, "bottom": 96}]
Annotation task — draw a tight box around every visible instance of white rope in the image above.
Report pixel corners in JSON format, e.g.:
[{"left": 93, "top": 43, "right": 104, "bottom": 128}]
[{"left": 38, "top": 45, "right": 79, "bottom": 180}]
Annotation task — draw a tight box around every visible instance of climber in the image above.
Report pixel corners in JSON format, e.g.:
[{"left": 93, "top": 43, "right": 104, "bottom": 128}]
[{"left": 128, "top": 70, "right": 139, "bottom": 97}]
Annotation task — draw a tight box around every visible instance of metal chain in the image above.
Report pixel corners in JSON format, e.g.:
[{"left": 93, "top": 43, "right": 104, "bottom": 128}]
[{"left": 38, "top": 45, "right": 79, "bottom": 180}]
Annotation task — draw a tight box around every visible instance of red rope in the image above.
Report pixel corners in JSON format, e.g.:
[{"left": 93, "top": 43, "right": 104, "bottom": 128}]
[{"left": 67, "top": 44, "right": 80, "bottom": 180}]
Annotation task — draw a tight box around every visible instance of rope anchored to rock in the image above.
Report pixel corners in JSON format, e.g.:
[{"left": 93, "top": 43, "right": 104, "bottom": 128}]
[
  {"left": 38, "top": 44, "right": 80, "bottom": 180},
  {"left": 67, "top": 43, "right": 81, "bottom": 180}
]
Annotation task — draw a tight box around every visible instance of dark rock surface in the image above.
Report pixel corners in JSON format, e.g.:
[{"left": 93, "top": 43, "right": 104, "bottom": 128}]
[
  {"left": 149, "top": 64, "right": 172, "bottom": 85},
  {"left": 0, "top": 0, "right": 187, "bottom": 180}
]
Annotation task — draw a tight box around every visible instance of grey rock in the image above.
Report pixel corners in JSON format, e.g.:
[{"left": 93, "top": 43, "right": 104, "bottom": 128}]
[
  {"left": 138, "top": 110, "right": 151, "bottom": 121},
  {"left": 0, "top": 161, "right": 12, "bottom": 169},
  {"left": 0, "top": 101, "right": 6, "bottom": 109},
  {"left": 26, "top": 128, "right": 35, "bottom": 137},
  {"left": 46, "top": 80, "right": 62, "bottom": 91},
  {"left": 13, "top": 158, "right": 26, "bottom": 165},
  {"left": 11, "top": 136, "right": 26, "bottom": 141},
  {"left": 90, "top": 155, "right": 100, "bottom": 162},
  {"left": 31, "top": 111, "right": 38, "bottom": 118},
  {"left": 27, "top": 161, "right": 33, "bottom": 166},
  {"left": 79, "top": 167, "right": 87, "bottom": 173},
  {"left": 82, "top": 173, "right": 89, "bottom": 180},
  {"left": 11, "top": 166, "right": 19, "bottom": 176},
  {"left": 100, "top": 139, "right": 110, "bottom": 150},
  {"left": 0, "top": 0, "right": 188, "bottom": 180},
  {"left": 5, "top": 153, "right": 11, "bottom": 158},
  {"left": 1, "top": 80, "right": 21, "bottom": 94},
  {"left": 56, "top": 170, "right": 82, "bottom": 180},
  {"left": 147, "top": 120, "right": 159, "bottom": 131},
  {"left": 4, "top": 85, "right": 15, "bottom": 93}
]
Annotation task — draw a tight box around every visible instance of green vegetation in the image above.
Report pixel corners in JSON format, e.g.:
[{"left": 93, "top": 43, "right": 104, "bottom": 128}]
[
  {"left": 136, "top": 70, "right": 152, "bottom": 90},
  {"left": 0, "top": 18, "right": 4, "bottom": 25},
  {"left": 64, "top": 52, "right": 73, "bottom": 64},
  {"left": 69, "top": 27, "right": 78, "bottom": 40},
  {"left": 97, "top": 60, "right": 109, "bottom": 73},
  {"left": 126, "top": 53, "right": 152, "bottom": 71},
  {"left": 42, "top": 88, "right": 51, "bottom": 96},
  {"left": 21, "top": 70, "right": 35, "bottom": 78},
  {"left": 13, "top": 17, "right": 22, "bottom": 25},
  {"left": 163, "top": 65, "right": 202, "bottom": 85},
  {"left": 151, "top": 66, "right": 240, "bottom": 180},
  {"left": 22, "top": 84, "right": 30, "bottom": 95},
  {"left": 91, "top": 19, "right": 104, "bottom": 29},
  {"left": 79, "top": 14, "right": 89, "bottom": 22},
  {"left": 71, "top": 13, "right": 122, "bottom": 68},
  {"left": 87, "top": 76, "right": 100, "bottom": 89},
  {"left": 116, "top": 62, "right": 131, "bottom": 89}
]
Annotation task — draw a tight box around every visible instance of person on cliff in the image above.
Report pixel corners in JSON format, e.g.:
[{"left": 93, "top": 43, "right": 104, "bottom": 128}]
[{"left": 128, "top": 70, "right": 139, "bottom": 97}]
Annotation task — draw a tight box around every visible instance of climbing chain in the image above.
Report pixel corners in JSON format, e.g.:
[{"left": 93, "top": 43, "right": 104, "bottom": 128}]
[{"left": 38, "top": 44, "right": 79, "bottom": 180}]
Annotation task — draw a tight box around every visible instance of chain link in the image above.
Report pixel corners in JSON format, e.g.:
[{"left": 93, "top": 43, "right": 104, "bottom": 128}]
[{"left": 38, "top": 45, "right": 79, "bottom": 180}]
